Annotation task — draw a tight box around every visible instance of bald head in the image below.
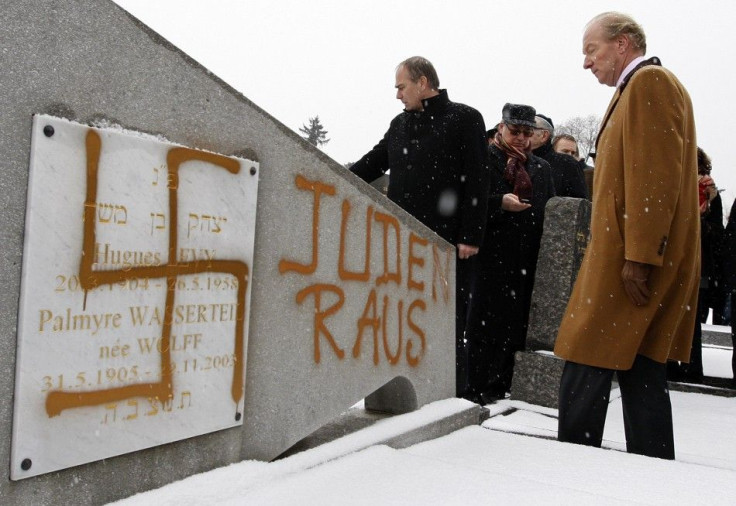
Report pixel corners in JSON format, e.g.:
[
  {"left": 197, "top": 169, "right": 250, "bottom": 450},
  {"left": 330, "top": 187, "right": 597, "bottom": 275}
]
[{"left": 530, "top": 115, "right": 553, "bottom": 150}]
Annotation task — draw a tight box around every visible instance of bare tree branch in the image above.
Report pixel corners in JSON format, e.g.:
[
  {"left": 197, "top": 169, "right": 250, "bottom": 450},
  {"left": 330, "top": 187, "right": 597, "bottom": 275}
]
[{"left": 556, "top": 115, "right": 601, "bottom": 163}]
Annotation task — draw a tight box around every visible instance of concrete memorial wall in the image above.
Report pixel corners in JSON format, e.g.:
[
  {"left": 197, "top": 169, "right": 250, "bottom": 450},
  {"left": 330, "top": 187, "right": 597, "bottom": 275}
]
[{"left": 1, "top": 1, "right": 458, "bottom": 502}]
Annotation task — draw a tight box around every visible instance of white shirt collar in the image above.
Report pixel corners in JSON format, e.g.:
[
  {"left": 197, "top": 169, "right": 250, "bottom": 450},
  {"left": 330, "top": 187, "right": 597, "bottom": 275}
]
[{"left": 616, "top": 56, "right": 648, "bottom": 88}]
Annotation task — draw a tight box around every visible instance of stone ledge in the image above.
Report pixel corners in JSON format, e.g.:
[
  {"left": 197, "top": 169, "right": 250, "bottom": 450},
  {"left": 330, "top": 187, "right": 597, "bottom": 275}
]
[
  {"left": 511, "top": 351, "right": 565, "bottom": 410},
  {"left": 702, "top": 325, "right": 732, "bottom": 348},
  {"left": 668, "top": 379, "right": 736, "bottom": 396},
  {"left": 278, "top": 399, "right": 488, "bottom": 460}
]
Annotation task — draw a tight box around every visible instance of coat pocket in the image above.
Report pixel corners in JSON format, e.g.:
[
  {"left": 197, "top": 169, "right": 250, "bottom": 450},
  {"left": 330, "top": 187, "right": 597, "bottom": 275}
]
[{"left": 601, "top": 193, "right": 625, "bottom": 252}]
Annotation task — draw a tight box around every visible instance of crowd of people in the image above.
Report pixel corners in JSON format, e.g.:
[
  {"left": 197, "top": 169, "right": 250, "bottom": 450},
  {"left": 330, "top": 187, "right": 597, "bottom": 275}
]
[{"left": 350, "top": 11, "right": 732, "bottom": 461}]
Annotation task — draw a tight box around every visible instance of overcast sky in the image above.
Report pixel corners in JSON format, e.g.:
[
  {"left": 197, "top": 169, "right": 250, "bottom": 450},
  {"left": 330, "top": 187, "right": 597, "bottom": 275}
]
[{"left": 113, "top": 0, "right": 736, "bottom": 210}]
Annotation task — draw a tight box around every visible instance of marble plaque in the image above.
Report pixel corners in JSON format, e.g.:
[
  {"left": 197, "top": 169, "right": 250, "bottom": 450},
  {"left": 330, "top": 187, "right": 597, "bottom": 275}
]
[{"left": 11, "top": 115, "right": 259, "bottom": 479}]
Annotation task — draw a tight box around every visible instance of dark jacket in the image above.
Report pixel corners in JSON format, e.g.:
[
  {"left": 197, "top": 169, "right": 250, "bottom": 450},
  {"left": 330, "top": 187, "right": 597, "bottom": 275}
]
[
  {"left": 701, "top": 194, "right": 724, "bottom": 293},
  {"left": 483, "top": 144, "right": 556, "bottom": 242},
  {"left": 722, "top": 198, "right": 736, "bottom": 292},
  {"left": 533, "top": 141, "right": 588, "bottom": 198},
  {"left": 476, "top": 144, "right": 555, "bottom": 319},
  {"left": 350, "top": 90, "right": 490, "bottom": 246},
  {"left": 464, "top": 145, "right": 556, "bottom": 393}
]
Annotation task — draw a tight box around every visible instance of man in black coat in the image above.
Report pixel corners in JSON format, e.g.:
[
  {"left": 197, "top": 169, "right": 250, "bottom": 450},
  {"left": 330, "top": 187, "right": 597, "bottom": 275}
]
[
  {"left": 350, "top": 56, "right": 490, "bottom": 397},
  {"left": 464, "top": 103, "right": 556, "bottom": 403},
  {"left": 530, "top": 114, "right": 588, "bottom": 198}
]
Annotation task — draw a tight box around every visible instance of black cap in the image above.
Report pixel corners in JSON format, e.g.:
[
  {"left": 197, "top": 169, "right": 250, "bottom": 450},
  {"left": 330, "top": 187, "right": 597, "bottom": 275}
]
[{"left": 502, "top": 103, "right": 536, "bottom": 128}]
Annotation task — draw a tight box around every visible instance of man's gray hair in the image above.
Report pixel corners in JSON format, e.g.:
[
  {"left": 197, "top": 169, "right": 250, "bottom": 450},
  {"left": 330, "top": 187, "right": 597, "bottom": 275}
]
[
  {"left": 588, "top": 12, "right": 647, "bottom": 53},
  {"left": 535, "top": 116, "right": 554, "bottom": 137},
  {"left": 397, "top": 56, "right": 440, "bottom": 90}
]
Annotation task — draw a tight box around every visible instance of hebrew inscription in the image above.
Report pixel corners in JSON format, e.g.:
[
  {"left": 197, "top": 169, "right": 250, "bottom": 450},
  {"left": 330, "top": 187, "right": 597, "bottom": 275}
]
[{"left": 11, "top": 116, "right": 259, "bottom": 479}]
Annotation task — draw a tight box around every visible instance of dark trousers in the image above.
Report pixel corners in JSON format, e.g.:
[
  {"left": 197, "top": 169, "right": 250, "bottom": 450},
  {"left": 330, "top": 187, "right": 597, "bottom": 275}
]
[
  {"left": 455, "top": 256, "right": 475, "bottom": 397},
  {"left": 463, "top": 258, "right": 534, "bottom": 401},
  {"left": 731, "top": 292, "right": 736, "bottom": 383},
  {"left": 558, "top": 354, "right": 675, "bottom": 460},
  {"left": 681, "top": 310, "right": 704, "bottom": 381},
  {"left": 464, "top": 305, "right": 522, "bottom": 400}
]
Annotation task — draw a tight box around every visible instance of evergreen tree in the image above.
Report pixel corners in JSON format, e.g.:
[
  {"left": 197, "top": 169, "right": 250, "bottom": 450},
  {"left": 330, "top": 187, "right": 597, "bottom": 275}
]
[{"left": 299, "top": 116, "right": 330, "bottom": 147}]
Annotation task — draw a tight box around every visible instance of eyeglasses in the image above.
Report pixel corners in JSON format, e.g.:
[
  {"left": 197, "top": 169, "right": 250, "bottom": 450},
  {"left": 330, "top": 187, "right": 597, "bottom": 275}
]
[{"left": 504, "top": 124, "right": 534, "bottom": 138}]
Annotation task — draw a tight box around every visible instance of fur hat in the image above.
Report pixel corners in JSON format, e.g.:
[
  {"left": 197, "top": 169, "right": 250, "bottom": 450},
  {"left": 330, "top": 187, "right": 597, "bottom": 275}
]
[{"left": 502, "top": 103, "right": 536, "bottom": 128}]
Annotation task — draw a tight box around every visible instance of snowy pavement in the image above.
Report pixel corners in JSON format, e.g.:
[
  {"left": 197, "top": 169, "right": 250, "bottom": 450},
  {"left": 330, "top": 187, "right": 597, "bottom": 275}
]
[{"left": 113, "top": 346, "right": 736, "bottom": 505}]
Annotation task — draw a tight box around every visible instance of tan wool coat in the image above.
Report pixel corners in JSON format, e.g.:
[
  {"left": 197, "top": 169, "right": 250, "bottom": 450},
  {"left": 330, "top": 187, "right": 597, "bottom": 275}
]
[{"left": 554, "top": 64, "right": 700, "bottom": 369}]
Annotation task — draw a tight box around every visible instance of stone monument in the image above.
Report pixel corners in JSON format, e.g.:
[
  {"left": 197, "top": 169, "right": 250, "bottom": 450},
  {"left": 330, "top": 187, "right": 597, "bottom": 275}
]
[
  {"left": 511, "top": 197, "right": 592, "bottom": 408},
  {"left": 0, "top": 1, "right": 479, "bottom": 503}
]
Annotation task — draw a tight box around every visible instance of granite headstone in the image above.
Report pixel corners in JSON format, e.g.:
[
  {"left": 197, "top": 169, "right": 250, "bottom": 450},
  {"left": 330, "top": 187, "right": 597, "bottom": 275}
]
[
  {"left": 526, "top": 197, "right": 591, "bottom": 351},
  {"left": 511, "top": 197, "right": 591, "bottom": 408}
]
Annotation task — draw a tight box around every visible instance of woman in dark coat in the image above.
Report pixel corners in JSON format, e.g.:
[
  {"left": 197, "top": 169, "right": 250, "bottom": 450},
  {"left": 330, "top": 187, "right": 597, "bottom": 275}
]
[
  {"left": 668, "top": 147, "right": 723, "bottom": 383},
  {"left": 465, "top": 104, "right": 556, "bottom": 403}
]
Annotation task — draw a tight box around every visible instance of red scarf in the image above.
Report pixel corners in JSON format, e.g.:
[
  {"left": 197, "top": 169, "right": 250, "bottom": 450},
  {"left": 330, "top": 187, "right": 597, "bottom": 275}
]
[{"left": 493, "top": 132, "right": 533, "bottom": 201}]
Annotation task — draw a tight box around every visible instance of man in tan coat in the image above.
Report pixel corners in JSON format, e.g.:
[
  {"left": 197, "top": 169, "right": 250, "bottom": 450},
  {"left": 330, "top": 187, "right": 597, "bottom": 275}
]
[{"left": 554, "top": 12, "right": 699, "bottom": 459}]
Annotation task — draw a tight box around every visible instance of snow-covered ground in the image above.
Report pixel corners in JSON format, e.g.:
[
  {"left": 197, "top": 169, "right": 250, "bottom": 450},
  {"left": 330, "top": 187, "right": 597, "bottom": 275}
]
[{"left": 113, "top": 345, "right": 736, "bottom": 505}]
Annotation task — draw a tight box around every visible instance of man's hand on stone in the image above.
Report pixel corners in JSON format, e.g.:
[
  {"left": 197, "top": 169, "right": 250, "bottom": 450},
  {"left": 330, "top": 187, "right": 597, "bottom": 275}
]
[
  {"left": 458, "top": 244, "right": 479, "bottom": 259},
  {"left": 621, "top": 260, "right": 652, "bottom": 306}
]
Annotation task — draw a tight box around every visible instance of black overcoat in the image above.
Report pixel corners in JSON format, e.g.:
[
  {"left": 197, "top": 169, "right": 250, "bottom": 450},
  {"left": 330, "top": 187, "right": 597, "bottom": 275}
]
[
  {"left": 476, "top": 144, "right": 556, "bottom": 340},
  {"left": 350, "top": 90, "right": 490, "bottom": 246},
  {"left": 533, "top": 141, "right": 588, "bottom": 198},
  {"left": 722, "top": 198, "right": 736, "bottom": 292},
  {"left": 463, "top": 144, "right": 555, "bottom": 398},
  {"left": 700, "top": 194, "right": 725, "bottom": 309}
]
